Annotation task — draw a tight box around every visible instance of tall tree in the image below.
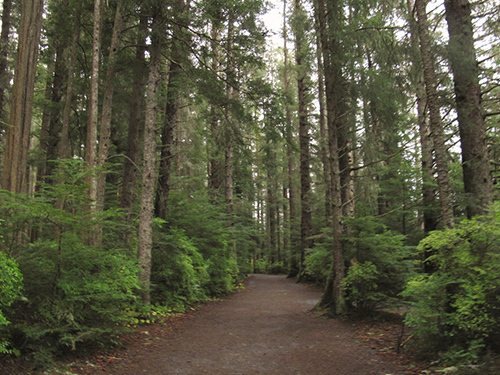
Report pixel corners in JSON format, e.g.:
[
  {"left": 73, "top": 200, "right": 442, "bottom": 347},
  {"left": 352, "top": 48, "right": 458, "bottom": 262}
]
[
  {"left": 1, "top": 0, "right": 44, "bottom": 193},
  {"left": 59, "top": 1, "right": 82, "bottom": 161},
  {"left": 292, "top": 0, "right": 313, "bottom": 277},
  {"left": 155, "top": 0, "right": 190, "bottom": 219},
  {"left": 282, "top": 0, "right": 300, "bottom": 278},
  {"left": 415, "top": 0, "right": 455, "bottom": 228},
  {"left": 138, "top": 4, "right": 164, "bottom": 305},
  {"left": 407, "top": 0, "right": 439, "bottom": 234},
  {"left": 121, "top": 10, "right": 148, "bottom": 217},
  {"left": 315, "top": 0, "right": 347, "bottom": 315},
  {"left": 0, "top": 0, "right": 12, "bottom": 136},
  {"left": 96, "top": 2, "right": 125, "bottom": 211},
  {"left": 84, "top": 0, "right": 104, "bottom": 236},
  {"left": 444, "top": 0, "right": 494, "bottom": 218}
]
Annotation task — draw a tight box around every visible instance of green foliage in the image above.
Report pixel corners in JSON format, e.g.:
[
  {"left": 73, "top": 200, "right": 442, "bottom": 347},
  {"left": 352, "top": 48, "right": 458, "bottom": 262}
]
[
  {"left": 152, "top": 226, "right": 210, "bottom": 308},
  {"left": 0, "top": 163, "right": 138, "bottom": 365},
  {"left": 342, "top": 261, "right": 385, "bottom": 311},
  {"left": 0, "top": 251, "right": 23, "bottom": 354},
  {"left": 303, "top": 232, "right": 333, "bottom": 284},
  {"left": 343, "top": 217, "right": 415, "bottom": 311},
  {"left": 159, "top": 190, "right": 239, "bottom": 297},
  {"left": 402, "top": 205, "right": 500, "bottom": 362}
]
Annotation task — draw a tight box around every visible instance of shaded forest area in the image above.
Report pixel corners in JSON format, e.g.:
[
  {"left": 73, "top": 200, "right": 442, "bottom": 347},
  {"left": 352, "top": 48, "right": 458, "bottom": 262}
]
[{"left": 0, "top": 0, "right": 499, "bottom": 371}]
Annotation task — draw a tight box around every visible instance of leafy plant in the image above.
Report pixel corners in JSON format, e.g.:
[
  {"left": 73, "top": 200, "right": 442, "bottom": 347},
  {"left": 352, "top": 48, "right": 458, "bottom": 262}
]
[
  {"left": 402, "top": 204, "right": 500, "bottom": 361},
  {"left": 342, "top": 216, "right": 415, "bottom": 310},
  {"left": 152, "top": 226, "right": 210, "bottom": 308},
  {"left": 0, "top": 163, "right": 139, "bottom": 365},
  {"left": 0, "top": 251, "right": 23, "bottom": 354},
  {"left": 342, "top": 261, "right": 385, "bottom": 311}
]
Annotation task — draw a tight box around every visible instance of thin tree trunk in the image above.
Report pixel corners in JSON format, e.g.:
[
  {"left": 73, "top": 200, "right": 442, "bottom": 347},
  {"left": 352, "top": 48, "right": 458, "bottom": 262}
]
[
  {"left": 283, "top": 0, "right": 299, "bottom": 278},
  {"left": 84, "top": 0, "right": 104, "bottom": 241},
  {"left": 1, "top": 0, "right": 44, "bottom": 193},
  {"left": 59, "top": 2, "right": 82, "bottom": 161},
  {"left": 415, "top": 0, "right": 455, "bottom": 228},
  {"left": 315, "top": 24, "right": 331, "bottom": 227},
  {"left": 225, "top": 8, "right": 236, "bottom": 222},
  {"left": 315, "top": 0, "right": 347, "bottom": 315},
  {"left": 208, "top": 16, "right": 223, "bottom": 198},
  {"left": 293, "top": 0, "right": 312, "bottom": 278},
  {"left": 121, "top": 11, "right": 148, "bottom": 217},
  {"left": 0, "top": 0, "right": 12, "bottom": 136},
  {"left": 407, "top": 0, "right": 438, "bottom": 234},
  {"left": 138, "top": 9, "right": 163, "bottom": 306},
  {"left": 96, "top": 2, "right": 124, "bottom": 214},
  {"left": 444, "top": 0, "right": 494, "bottom": 218}
]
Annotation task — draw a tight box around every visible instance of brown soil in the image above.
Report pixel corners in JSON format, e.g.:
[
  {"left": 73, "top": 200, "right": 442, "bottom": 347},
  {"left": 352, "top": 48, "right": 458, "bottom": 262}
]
[{"left": 66, "top": 274, "right": 413, "bottom": 375}]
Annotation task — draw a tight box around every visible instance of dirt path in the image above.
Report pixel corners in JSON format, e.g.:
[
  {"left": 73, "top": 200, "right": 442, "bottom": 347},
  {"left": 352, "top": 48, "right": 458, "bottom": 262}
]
[{"left": 74, "top": 274, "right": 408, "bottom": 374}]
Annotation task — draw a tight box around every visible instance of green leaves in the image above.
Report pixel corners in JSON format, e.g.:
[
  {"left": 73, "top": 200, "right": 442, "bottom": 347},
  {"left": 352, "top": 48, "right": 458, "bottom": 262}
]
[
  {"left": 402, "top": 204, "right": 500, "bottom": 361},
  {"left": 0, "top": 252, "right": 23, "bottom": 354}
]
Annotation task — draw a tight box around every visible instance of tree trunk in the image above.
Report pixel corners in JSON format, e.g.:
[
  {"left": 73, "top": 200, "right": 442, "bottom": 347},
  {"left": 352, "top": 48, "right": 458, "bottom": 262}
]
[
  {"left": 1, "top": 0, "right": 44, "bottom": 193},
  {"left": 208, "top": 16, "right": 223, "bottom": 199},
  {"left": 59, "top": 1, "right": 82, "bottom": 161},
  {"left": 283, "top": 0, "right": 299, "bottom": 278},
  {"left": 0, "top": 0, "right": 12, "bottom": 137},
  {"left": 415, "top": 0, "right": 455, "bottom": 228},
  {"left": 444, "top": 0, "right": 494, "bottom": 218},
  {"left": 315, "top": 25, "right": 332, "bottom": 227},
  {"left": 121, "top": 11, "right": 148, "bottom": 217},
  {"left": 84, "top": 0, "right": 104, "bottom": 243},
  {"left": 315, "top": 0, "right": 347, "bottom": 315},
  {"left": 96, "top": 2, "right": 124, "bottom": 212},
  {"left": 138, "top": 8, "right": 163, "bottom": 306},
  {"left": 155, "top": 0, "right": 189, "bottom": 219},
  {"left": 293, "top": 0, "right": 312, "bottom": 278},
  {"left": 406, "top": 0, "right": 438, "bottom": 234}
]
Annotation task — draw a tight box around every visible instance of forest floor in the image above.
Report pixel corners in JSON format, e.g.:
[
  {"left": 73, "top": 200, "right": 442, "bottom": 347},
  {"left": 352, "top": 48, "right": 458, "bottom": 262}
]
[{"left": 4, "top": 274, "right": 439, "bottom": 374}]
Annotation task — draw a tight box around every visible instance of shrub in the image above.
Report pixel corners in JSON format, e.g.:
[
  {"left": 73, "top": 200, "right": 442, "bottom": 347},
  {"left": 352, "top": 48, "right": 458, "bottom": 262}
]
[
  {"left": 0, "top": 251, "right": 23, "bottom": 354},
  {"left": 342, "top": 261, "right": 384, "bottom": 311},
  {"left": 401, "top": 205, "right": 500, "bottom": 362},
  {"left": 152, "top": 226, "right": 210, "bottom": 308},
  {"left": 343, "top": 216, "right": 415, "bottom": 310},
  {"left": 303, "top": 241, "right": 332, "bottom": 284},
  {"left": 0, "top": 168, "right": 138, "bottom": 365}
]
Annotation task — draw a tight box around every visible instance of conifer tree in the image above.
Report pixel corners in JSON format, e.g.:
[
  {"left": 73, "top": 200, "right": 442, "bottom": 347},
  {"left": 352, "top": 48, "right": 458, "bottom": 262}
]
[
  {"left": 138, "top": 4, "right": 164, "bottom": 305},
  {"left": 444, "top": 0, "right": 494, "bottom": 218},
  {"left": 1, "top": 0, "right": 44, "bottom": 193}
]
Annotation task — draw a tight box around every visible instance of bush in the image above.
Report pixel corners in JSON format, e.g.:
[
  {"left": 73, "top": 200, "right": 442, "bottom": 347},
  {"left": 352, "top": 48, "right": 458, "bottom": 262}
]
[
  {"left": 166, "top": 190, "right": 239, "bottom": 295},
  {"left": 303, "top": 241, "right": 332, "bottom": 284},
  {"left": 401, "top": 205, "right": 500, "bottom": 362},
  {"left": 342, "top": 261, "right": 384, "bottom": 311},
  {"left": 343, "top": 216, "right": 415, "bottom": 311},
  {"left": 0, "top": 169, "right": 138, "bottom": 365},
  {"left": 0, "top": 251, "right": 23, "bottom": 354},
  {"left": 152, "top": 226, "right": 210, "bottom": 308}
]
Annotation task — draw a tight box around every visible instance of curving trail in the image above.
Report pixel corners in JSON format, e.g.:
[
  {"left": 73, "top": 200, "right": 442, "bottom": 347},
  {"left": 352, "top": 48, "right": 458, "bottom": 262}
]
[{"left": 77, "top": 274, "right": 407, "bottom": 374}]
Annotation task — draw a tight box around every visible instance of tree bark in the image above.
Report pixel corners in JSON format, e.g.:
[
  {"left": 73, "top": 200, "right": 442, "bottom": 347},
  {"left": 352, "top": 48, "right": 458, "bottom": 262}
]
[
  {"left": 315, "top": 0, "right": 347, "bottom": 315},
  {"left": 96, "top": 2, "right": 124, "bottom": 213},
  {"left": 155, "top": 0, "right": 189, "bottom": 219},
  {"left": 1, "top": 0, "right": 44, "bottom": 193},
  {"left": 407, "top": 0, "right": 438, "bottom": 234},
  {"left": 444, "top": 0, "right": 494, "bottom": 218},
  {"left": 0, "top": 0, "right": 12, "bottom": 136},
  {"left": 138, "top": 8, "right": 163, "bottom": 306},
  {"left": 415, "top": 0, "right": 455, "bottom": 228},
  {"left": 121, "top": 11, "right": 148, "bottom": 217},
  {"left": 293, "top": 0, "right": 312, "bottom": 278},
  {"left": 84, "top": 0, "right": 104, "bottom": 238},
  {"left": 283, "top": 0, "right": 299, "bottom": 278},
  {"left": 59, "top": 1, "right": 82, "bottom": 161}
]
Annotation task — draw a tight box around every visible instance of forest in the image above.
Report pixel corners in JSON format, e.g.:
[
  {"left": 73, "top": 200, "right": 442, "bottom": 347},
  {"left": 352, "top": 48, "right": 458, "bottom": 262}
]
[{"left": 0, "top": 0, "right": 499, "bottom": 371}]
